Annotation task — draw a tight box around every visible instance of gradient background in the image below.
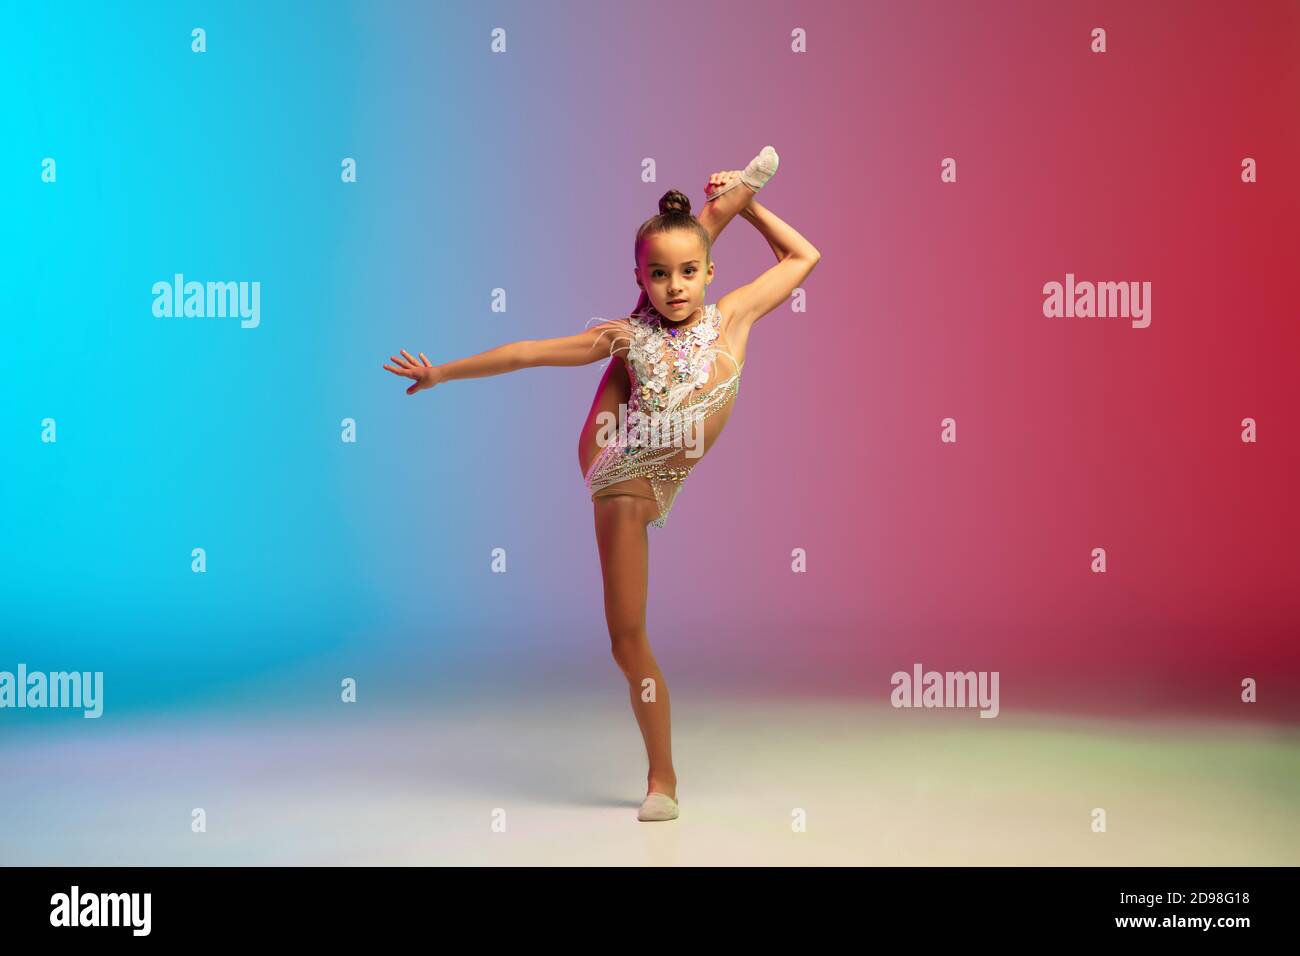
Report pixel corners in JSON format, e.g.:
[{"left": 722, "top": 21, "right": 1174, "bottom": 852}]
[{"left": 1, "top": 0, "right": 1297, "bottom": 865}]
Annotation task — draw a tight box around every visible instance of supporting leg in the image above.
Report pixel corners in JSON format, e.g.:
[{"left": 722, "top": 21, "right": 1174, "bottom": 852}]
[{"left": 593, "top": 494, "right": 677, "bottom": 802}]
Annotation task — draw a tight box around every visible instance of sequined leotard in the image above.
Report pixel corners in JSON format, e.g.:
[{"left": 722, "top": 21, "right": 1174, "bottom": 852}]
[{"left": 583, "top": 303, "right": 743, "bottom": 528}]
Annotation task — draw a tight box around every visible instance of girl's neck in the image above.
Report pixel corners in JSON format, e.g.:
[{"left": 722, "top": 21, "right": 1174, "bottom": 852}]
[{"left": 648, "top": 302, "right": 708, "bottom": 330}]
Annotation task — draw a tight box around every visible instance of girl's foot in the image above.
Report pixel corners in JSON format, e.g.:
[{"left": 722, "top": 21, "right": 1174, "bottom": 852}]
[
  {"left": 637, "top": 791, "right": 680, "bottom": 822},
  {"left": 648, "top": 774, "right": 677, "bottom": 801},
  {"left": 704, "top": 145, "right": 780, "bottom": 202}
]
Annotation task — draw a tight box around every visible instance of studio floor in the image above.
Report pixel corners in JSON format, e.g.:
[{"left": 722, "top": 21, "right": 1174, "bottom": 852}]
[{"left": 2, "top": 690, "right": 1296, "bottom": 866}]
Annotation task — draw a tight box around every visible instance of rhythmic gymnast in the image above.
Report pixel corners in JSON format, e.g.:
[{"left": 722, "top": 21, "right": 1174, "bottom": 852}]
[{"left": 383, "top": 147, "right": 820, "bottom": 821}]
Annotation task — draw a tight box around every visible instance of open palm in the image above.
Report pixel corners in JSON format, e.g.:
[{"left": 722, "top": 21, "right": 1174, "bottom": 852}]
[{"left": 383, "top": 349, "right": 440, "bottom": 395}]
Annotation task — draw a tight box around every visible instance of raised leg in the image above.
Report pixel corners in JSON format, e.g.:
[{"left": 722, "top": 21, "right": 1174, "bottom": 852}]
[
  {"left": 698, "top": 179, "right": 759, "bottom": 243},
  {"left": 593, "top": 494, "right": 677, "bottom": 802}
]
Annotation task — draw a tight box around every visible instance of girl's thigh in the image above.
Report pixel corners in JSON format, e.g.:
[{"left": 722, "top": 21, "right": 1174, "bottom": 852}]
[{"left": 592, "top": 494, "right": 655, "bottom": 635}]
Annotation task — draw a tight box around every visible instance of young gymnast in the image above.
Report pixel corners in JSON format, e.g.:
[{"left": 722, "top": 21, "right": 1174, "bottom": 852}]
[{"left": 383, "top": 147, "right": 820, "bottom": 821}]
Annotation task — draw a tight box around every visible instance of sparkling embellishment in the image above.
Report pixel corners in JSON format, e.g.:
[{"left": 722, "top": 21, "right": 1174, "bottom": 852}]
[{"left": 584, "top": 303, "right": 742, "bottom": 529}]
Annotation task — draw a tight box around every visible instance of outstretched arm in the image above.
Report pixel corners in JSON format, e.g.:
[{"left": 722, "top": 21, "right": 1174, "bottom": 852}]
[
  {"left": 383, "top": 323, "right": 620, "bottom": 395},
  {"left": 718, "top": 199, "right": 820, "bottom": 333}
]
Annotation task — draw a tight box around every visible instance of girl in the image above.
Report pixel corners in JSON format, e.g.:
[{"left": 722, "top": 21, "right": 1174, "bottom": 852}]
[{"left": 383, "top": 147, "right": 820, "bottom": 821}]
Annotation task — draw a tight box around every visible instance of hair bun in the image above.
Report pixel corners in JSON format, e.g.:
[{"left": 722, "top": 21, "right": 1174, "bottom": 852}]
[{"left": 658, "top": 189, "right": 692, "bottom": 217}]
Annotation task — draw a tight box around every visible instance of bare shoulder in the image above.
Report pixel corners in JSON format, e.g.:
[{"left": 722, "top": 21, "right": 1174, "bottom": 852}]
[{"left": 585, "top": 316, "right": 636, "bottom": 358}]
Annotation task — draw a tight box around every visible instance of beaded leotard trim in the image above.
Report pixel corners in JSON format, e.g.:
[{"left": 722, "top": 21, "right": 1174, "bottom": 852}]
[{"left": 583, "top": 303, "right": 742, "bottom": 528}]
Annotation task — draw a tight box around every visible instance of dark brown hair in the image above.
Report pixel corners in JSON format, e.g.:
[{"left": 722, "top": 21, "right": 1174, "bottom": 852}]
[{"left": 634, "top": 189, "right": 713, "bottom": 267}]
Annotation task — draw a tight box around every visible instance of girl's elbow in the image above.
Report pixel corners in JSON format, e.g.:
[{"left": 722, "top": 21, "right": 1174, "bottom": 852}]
[
  {"left": 514, "top": 340, "right": 539, "bottom": 370},
  {"left": 788, "top": 247, "right": 820, "bottom": 270},
  {"left": 800, "top": 250, "right": 821, "bottom": 280}
]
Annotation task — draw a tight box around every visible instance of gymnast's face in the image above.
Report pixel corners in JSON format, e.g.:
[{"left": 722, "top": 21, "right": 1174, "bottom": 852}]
[{"left": 635, "top": 230, "right": 714, "bottom": 325}]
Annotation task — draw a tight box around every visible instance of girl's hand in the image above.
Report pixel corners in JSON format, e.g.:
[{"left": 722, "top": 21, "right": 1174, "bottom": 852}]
[
  {"left": 383, "top": 350, "right": 442, "bottom": 395},
  {"left": 704, "top": 170, "right": 742, "bottom": 199}
]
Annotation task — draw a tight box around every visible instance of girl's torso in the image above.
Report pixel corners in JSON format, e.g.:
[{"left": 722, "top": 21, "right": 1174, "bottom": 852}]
[{"left": 577, "top": 302, "right": 749, "bottom": 479}]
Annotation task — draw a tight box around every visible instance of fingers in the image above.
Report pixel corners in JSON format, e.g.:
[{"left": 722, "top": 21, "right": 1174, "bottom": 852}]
[
  {"left": 383, "top": 350, "right": 431, "bottom": 385},
  {"left": 705, "top": 171, "right": 740, "bottom": 194}
]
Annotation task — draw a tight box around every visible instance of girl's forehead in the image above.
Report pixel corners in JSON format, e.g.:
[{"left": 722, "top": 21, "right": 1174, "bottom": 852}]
[{"left": 640, "top": 232, "right": 706, "bottom": 262}]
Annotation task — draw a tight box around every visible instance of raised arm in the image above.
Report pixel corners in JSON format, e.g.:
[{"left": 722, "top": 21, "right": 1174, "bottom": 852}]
[
  {"left": 717, "top": 199, "right": 820, "bottom": 334},
  {"left": 745, "top": 203, "right": 786, "bottom": 264},
  {"left": 383, "top": 322, "right": 623, "bottom": 395}
]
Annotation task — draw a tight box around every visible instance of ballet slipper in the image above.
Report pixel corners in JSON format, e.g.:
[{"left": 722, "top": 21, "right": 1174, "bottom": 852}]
[
  {"left": 637, "top": 791, "right": 680, "bottom": 822},
  {"left": 704, "top": 145, "right": 780, "bottom": 202}
]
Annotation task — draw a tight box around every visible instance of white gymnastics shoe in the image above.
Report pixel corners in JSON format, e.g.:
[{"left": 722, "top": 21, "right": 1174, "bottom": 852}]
[
  {"left": 705, "top": 145, "right": 780, "bottom": 202},
  {"left": 637, "top": 791, "right": 680, "bottom": 822}
]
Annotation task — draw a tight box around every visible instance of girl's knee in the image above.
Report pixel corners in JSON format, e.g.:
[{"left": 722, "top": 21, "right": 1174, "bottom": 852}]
[
  {"left": 608, "top": 628, "right": 647, "bottom": 670},
  {"left": 595, "top": 493, "right": 657, "bottom": 528}
]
